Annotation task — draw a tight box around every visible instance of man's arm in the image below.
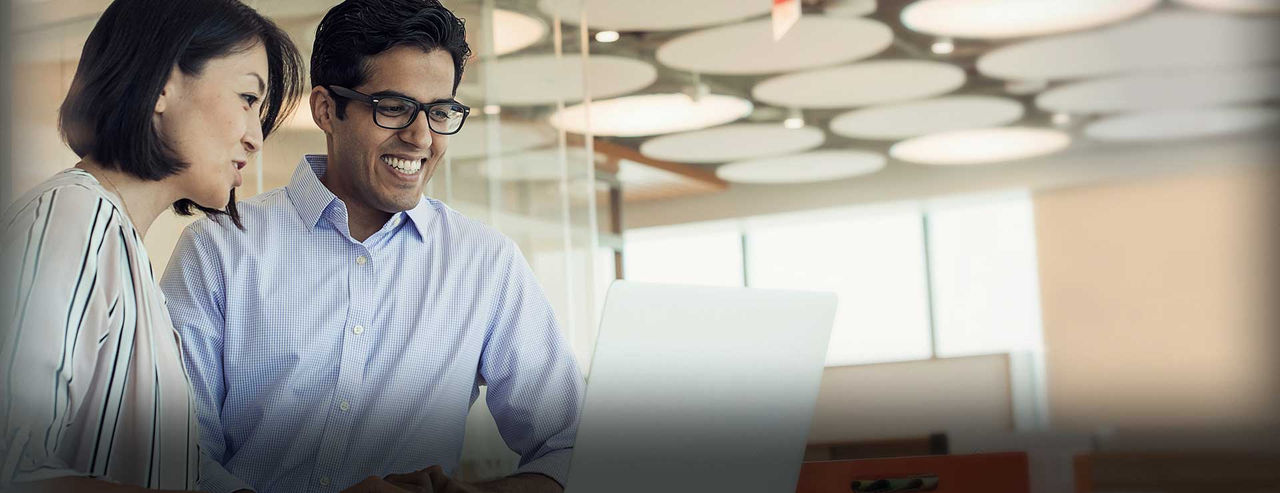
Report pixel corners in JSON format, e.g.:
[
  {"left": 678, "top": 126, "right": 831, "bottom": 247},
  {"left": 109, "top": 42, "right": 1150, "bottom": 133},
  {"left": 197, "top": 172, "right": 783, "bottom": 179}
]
[
  {"left": 159, "top": 224, "right": 255, "bottom": 493},
  {"left": 475, "top": 239, "right": 585, "bottom": 489},
  {"left": 474, "top": 473, "right": 561, "bottom": 493}
]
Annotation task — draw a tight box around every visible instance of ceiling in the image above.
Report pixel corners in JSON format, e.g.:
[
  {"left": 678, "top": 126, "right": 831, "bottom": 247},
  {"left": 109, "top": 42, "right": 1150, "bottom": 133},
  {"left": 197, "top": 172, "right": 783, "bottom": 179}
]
[{"left": 9, "top": 0, "right": 1280, "bottom": 201}]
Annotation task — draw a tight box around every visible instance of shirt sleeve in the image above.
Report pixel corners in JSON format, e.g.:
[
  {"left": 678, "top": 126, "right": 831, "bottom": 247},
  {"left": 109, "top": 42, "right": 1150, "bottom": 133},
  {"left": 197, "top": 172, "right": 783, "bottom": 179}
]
[
  {"left": 478, "top": 239, "right": 586, "bottom": 488},
  {"left": 0, "top": 188, "right": 120, "bottom": 487},
  {"left": 160, "top": 223, "right": 254, "bottom": 493}
]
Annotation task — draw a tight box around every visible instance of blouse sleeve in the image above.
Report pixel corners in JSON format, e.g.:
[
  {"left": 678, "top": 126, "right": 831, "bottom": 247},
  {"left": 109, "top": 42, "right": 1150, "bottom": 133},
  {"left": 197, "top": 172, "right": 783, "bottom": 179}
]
[{"left": 0, "top": 186, "right": 125, "bottom": 487}]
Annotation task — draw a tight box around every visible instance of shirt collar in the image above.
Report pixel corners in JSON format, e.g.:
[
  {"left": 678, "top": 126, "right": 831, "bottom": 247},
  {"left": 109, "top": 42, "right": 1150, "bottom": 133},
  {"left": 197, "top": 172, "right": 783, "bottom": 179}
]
[
  {"left": 286, "top": 155, "right": 338, "bottom": 232},
  {"left": 402, "top": 194, "right": 435, "bottom": 241},
  {"left": 286, "top": 154, "right": 435, "bottom": 240}
]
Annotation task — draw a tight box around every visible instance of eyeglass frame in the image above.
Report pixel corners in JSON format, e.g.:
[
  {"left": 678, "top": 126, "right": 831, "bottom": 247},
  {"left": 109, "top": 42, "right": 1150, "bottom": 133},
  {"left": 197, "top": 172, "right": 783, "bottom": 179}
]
[{"left": 325, "top": 85, "right": 470, "bottom": 135}]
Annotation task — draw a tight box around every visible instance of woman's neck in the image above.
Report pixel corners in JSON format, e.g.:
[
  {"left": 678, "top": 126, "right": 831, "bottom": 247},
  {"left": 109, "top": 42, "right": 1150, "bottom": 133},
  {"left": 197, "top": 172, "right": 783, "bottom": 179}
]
[{"left": 75, "top": 159, "right": 176, "bottom": 238}]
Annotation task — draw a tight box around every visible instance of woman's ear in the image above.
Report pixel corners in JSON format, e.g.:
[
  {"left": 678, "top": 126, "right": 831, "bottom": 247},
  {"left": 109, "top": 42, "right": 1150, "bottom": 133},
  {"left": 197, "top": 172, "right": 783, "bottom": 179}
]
[
  {"left": 155, "top": 67, "right": 182, "bottom": 115},
  {"left": 310, "top": 86, "right": 334, "bottom": 133}
]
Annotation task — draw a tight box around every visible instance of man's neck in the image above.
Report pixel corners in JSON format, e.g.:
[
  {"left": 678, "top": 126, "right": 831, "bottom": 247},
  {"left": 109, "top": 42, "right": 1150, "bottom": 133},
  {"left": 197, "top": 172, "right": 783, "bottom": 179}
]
[{"left": 344, "top": 202, "right": 392, "bottom": 243}]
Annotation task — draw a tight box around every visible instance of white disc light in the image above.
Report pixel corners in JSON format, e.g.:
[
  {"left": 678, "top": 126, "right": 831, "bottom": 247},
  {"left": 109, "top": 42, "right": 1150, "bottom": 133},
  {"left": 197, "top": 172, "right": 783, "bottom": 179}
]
[
  {"left": 537, "top": 0, "right": 771, "bottom": 31},
  {"left": 656, "top": 16, "right": 892, "bottom": 75},
  {"left": 549, "top": 93, "right": 753, "bottom": 137},
  {"left": 830, "top": 96, "right": 1025, "bottom": 141},
  {"left": 447, "top": 120, "right": 558, "bottom": 160},
  {"left": 826, "top": 0, "right": 877, "bottom": 17},
  {"left": 1085, "top": 106, "right": 1280, "bottom": 142},
  {"left": 753, "top": 60, "right": 966, "bottom": 109},
  {"left": 1036, "top": 66, "right": 1280, "bottom": 114},
  {"left": 716, "top": 150, "right": 886, "bottom": 184},
  {"left": 465, "top": 55, "right": 656, "bottom": 106},
  {"left": 640, "top": 124, "right": 826, "bottom": 163},
  {"left": 473, "top": 147, "right": 599, "bottom": 181},
  {"left": 488, "top": 9, "right": 547, "bottom": 56},
  {"left": 890, "top": 127, "right": 1071, "bottom": 166},
  {"left": 902, "top": 0, "right": 1159, "bottom": 39},
  {"left": 978, "top": 11, "right": 1280, "bottom": 81},
  {"left": 1173, "top": 0, "right": 1280, "bottom": 14}
]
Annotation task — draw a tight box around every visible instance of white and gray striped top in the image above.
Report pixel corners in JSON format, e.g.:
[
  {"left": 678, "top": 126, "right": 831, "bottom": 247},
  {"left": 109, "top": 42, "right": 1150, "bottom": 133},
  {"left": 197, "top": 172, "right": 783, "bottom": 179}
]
[{"left": 0, "top": 168, "right": 200, "bottom": 490}]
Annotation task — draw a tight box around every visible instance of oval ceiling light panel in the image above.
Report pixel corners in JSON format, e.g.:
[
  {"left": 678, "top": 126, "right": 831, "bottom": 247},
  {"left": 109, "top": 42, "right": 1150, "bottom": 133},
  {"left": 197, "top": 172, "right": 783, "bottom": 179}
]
[
  {"left": 1085, "top": 106, "right": 1280, "bottom": 142},
  {"left": 487, "top": 9, "right": 547, "bottom": 56},
  {"left": 640, "top": 124, "right": 826, "bottom": 163},
  {"left": 472, "top": 147, "right": 602, "bottom": 181},
  {"left": 447, "top": 119, "right": 559, "bottom": 160},
  {"left": 656, "top": 16, "right": 892, "bottom": 75},
  {"left": 825, "top": 0, "right": 877, "bottom": 17},
  {"left": 716, "top": 150, "right": 886, "bottom": 184},
  {"left": 1172, "top": 0, "right": 1280, "bottom": 13},
  {"left": 902, "top": 0, "right": 1159, "bottom": 39},
  {"left": 1036, "top": 66, "right": 1280, "bottom": 114},
  {"left": 978, "top": 10, "right": 1280, "bottom": 81},
  {"left": 467, "top": 55, "right": 657, "bottom": 106},
  {"left": 830, "top": 96, "right": 1025, "bottom": 140},
  {"left": 549, "top": 93, "right": 753, "bottom": 137},
  {"left": 753, "top": 60, "right": 965, "bottom": 109},
  {"left": 537, "top": 0, "right": 770, "bottom": 32},
  {"left": 890, "top": 127, "right": 1071, "bottom": 165}
]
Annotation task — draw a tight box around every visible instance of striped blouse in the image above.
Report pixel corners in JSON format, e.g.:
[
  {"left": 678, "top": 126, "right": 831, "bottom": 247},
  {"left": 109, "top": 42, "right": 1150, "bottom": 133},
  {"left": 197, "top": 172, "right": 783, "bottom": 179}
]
[{"left": 0, "top": 169, "right": 200, "bottom": 490}]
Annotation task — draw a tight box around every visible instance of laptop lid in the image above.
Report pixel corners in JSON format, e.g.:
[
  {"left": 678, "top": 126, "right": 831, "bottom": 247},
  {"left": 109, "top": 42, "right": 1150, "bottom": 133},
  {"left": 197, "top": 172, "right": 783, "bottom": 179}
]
[{"left": 565, "top": 281, "right": 837, "bottom": 493}]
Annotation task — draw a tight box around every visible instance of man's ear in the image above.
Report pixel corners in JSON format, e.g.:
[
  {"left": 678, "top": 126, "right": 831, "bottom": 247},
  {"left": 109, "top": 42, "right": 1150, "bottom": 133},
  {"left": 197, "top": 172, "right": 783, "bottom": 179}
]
[{"left": 310, "top": 86, "right": 335, "bottom": 133}]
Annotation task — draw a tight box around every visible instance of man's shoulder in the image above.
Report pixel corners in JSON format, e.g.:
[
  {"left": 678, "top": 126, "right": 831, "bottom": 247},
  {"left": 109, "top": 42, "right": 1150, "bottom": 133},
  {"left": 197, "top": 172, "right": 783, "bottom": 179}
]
[
  {"left": 182, "top": 186, "right": 292, "bottom": 243},
  {"left": 429, "top": 198, "right": 520, "bottom": 255}
]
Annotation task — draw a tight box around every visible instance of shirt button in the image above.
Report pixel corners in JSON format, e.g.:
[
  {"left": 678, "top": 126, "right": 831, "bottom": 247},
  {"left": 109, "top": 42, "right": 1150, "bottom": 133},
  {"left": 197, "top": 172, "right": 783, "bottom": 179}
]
[
  {"left": 339, "top": 400, "right": 350, "bottom": 412},
  {"left": 391, "top": 216, "right": 401, "bottom": 226},
  {"left": 356, "top": 255, "right": 368, "bottom": 265},
  {"left": 353, "top": 325, "right": 365, "bottom": 335},
  {"left": 319, "top": 476, "right": 331, "bottom": 486}
]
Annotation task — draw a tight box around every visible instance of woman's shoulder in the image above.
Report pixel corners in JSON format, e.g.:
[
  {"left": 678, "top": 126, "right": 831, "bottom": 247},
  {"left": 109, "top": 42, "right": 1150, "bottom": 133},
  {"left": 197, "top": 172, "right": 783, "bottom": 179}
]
[{"left": 2, "top": 168, "right": 121, "bottom": 237}]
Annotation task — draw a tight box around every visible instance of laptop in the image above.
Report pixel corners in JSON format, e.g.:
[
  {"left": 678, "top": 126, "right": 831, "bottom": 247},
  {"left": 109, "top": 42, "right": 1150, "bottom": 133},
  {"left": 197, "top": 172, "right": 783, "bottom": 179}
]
[{"left": 564, "top": 281, "right": 837, "bottom": 493}]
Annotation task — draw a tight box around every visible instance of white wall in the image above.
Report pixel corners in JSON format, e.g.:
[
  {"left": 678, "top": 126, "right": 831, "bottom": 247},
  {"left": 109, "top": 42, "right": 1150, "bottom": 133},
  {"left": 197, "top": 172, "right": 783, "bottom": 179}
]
[{"left": 809, "top": 354, "right": 1014, "bottom": 443}]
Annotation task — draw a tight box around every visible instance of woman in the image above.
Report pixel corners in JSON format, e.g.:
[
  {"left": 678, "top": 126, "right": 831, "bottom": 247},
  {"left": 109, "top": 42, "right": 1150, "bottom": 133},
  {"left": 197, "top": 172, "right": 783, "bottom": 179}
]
[{"left": 0, "top": 0, "right": 303, "bottom": 491}]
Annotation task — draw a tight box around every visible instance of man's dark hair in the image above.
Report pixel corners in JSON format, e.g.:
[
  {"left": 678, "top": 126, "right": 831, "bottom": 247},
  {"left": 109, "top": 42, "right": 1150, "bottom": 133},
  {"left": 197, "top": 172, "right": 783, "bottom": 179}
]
[
  {"left": 59, "top": 0, "right": 305, "bottom": 229},
  {"left": 311, "top": 0, "right": 471, "bottom": 118}
]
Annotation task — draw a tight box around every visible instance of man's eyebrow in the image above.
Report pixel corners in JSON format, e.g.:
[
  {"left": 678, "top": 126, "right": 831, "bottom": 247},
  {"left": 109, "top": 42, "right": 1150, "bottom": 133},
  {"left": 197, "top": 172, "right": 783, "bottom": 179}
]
[
  {"left": 370, "top": 89, "right": 456, "bottom": 104},
  {"left": 247, "top": 73, "right": 265, "bottom": 94}
]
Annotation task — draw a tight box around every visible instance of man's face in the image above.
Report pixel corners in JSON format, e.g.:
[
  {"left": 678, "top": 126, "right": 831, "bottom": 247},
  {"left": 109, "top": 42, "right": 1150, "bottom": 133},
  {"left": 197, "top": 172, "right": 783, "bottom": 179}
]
[{"left": 317, "top": 45, "right": 456, "bottom": 213}]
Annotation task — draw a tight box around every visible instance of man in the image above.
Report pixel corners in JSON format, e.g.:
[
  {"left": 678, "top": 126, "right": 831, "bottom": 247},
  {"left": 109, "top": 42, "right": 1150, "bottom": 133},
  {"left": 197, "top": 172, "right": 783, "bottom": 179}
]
[{"left": 160, "top": 1, "right": 583, "bottom": 492}]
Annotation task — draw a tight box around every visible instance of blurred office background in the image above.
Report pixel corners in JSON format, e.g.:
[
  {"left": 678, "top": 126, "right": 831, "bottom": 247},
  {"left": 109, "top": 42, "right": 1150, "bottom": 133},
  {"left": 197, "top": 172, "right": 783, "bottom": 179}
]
[{"left": 4, "top": 0, "right": 1279, "bottom": 491}]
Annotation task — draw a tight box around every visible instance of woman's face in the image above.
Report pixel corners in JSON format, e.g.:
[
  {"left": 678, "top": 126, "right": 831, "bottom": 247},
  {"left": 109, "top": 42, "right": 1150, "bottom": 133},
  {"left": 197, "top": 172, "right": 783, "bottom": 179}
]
[{"left": 156, "top": 43, "right": 268, "bottom": 209}]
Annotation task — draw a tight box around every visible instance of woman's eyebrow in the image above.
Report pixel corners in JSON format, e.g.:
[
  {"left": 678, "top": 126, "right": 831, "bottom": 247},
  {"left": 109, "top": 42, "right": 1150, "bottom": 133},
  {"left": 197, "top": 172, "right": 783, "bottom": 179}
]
[{"left": 245, "top": 72, "right": 265, "bottom": 93}]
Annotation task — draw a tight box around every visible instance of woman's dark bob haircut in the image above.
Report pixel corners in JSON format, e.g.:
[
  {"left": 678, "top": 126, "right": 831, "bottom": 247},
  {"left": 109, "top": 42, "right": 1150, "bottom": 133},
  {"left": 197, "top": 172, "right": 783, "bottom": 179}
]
[{"left": 59, "top": 0, "right": 304, "bottom": 228}]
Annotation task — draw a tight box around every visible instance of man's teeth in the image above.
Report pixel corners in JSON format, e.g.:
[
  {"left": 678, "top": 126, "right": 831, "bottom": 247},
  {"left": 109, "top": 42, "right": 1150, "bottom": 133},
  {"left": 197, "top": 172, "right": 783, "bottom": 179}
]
[{"left": 382, "top": 155, "right": 422, "bottom": 174}]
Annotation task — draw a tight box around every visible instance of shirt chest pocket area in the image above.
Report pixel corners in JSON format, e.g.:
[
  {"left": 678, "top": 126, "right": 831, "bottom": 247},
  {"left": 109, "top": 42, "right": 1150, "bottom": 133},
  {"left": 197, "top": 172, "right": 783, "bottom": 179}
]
[{"left": 222, "top": 297, "right": 348, "bottom": 401}]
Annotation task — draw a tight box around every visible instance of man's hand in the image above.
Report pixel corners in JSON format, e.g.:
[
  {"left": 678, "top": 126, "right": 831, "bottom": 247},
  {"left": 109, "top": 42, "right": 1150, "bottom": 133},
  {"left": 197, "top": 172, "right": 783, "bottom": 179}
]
[
  {"left": 384, "top": 465, "right": 475, "bottom": 493},
  {"left": 384, "top": 466, "right": 562, "bottom": 493}
]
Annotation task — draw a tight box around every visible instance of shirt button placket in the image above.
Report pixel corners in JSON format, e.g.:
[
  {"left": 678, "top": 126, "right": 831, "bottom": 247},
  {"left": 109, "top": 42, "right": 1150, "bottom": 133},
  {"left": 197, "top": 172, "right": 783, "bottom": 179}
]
[{"left": 314, "top": 247, "right": 374, "bottom": 489}]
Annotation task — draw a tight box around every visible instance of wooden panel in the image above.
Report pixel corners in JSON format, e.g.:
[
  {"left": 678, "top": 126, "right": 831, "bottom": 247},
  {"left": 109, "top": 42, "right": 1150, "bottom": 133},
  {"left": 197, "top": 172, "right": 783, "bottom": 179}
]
[{"left": 796, "top": 452, "right": 1030, "bottom": 493}]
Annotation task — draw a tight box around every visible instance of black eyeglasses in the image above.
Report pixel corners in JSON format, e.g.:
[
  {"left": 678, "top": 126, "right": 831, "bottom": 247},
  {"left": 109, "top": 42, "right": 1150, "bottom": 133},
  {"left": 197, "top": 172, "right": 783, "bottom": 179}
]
[{"left": 326, "top": 85, "right": 470, "bottom": 135}]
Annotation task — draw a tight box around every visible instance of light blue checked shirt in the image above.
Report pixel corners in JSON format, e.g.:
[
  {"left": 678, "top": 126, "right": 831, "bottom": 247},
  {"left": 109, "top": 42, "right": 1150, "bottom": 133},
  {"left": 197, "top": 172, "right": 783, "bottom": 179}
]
[{"left": 160, "top": 155, "right": 584, "bottom": 493}]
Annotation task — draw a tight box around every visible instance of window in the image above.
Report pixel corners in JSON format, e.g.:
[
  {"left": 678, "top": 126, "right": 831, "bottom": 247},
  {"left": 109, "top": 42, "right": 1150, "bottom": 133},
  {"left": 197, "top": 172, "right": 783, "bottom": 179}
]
[
  {"left": 623, "top": 225, "right": 744, "bottom": 288},
  {"left": 926, "top": 194, "right": 1044, "bottom": 357},
  {"left": 620, "top": 192, "right": 1044, "bottom": 368},
  {"left": 746, "top": 209, "right": 934, "bottom": 366}
]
